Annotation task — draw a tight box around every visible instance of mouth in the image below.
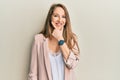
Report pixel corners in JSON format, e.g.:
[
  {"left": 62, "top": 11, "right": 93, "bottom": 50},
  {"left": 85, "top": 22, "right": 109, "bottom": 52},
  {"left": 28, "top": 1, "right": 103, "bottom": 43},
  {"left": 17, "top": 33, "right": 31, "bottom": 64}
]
[{"left": 56, "top": 23, "right": 63, "bottom": 26}]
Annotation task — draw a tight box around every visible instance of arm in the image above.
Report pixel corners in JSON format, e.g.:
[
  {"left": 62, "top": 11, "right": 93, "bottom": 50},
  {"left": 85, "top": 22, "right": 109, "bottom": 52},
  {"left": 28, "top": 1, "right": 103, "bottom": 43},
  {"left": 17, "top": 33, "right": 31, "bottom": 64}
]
[
  {"left": 58, "top": 37, "right": 80, "bottom": 69},
  {"left": 52, "top": 26, "right": 80, "bottom": 69}
]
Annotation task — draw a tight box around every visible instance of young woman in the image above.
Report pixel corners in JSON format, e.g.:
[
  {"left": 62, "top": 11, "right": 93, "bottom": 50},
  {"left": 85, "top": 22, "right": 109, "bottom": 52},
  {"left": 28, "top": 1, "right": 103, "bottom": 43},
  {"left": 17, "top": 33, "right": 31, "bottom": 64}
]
[{"left": 28, "top": 3, "right": 80, "bottom": 80}]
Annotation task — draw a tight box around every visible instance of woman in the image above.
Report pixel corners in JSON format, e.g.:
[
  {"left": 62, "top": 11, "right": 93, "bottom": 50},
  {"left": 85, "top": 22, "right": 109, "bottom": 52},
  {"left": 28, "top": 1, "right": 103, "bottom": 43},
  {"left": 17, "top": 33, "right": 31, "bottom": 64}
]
[{"left": 28, "top": 3, "right": 80, "bottom": 80}]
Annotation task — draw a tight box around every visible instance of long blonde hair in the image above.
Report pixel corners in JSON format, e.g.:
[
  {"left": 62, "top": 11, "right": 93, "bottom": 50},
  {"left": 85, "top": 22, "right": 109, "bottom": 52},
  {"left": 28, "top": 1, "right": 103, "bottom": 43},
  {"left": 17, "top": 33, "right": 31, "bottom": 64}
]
[{"left": 40, "top": 3, "right": 80, "bottom": 52}]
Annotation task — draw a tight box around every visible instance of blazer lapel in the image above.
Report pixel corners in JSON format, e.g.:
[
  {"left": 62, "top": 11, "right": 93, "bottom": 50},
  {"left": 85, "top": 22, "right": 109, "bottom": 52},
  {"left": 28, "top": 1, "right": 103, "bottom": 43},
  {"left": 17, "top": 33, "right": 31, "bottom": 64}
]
[{"left": 43, "top": 38, "right": 52, "bottom": 80}]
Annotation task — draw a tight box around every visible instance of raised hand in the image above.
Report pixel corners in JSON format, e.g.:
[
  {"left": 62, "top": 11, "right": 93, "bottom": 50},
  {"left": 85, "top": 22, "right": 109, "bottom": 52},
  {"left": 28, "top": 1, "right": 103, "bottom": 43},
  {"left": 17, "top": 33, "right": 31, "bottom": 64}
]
[{"left": 52, "top": 22, "right": 64, "bottom": 40}]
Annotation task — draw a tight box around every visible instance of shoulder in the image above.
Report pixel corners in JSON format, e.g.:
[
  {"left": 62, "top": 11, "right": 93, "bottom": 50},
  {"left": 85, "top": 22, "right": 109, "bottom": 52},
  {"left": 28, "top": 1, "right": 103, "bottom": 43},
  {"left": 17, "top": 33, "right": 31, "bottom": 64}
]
[{"left": 34, "top": 34, "right": 46, "bottom": 42}]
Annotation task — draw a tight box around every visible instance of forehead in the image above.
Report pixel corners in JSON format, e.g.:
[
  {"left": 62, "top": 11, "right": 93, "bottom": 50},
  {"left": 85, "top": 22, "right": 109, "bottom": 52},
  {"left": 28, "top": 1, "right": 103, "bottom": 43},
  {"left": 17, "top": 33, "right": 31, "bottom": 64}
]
[{"left": 53, "top": 7, "right": 65, "bottom": 15}]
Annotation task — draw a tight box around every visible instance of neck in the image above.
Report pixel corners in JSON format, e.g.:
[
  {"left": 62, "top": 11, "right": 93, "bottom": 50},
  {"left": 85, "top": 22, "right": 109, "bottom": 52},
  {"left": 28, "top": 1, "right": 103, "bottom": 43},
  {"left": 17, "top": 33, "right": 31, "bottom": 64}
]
[{"left": 48, "top": 36, "right": 60, "bottom": 53}]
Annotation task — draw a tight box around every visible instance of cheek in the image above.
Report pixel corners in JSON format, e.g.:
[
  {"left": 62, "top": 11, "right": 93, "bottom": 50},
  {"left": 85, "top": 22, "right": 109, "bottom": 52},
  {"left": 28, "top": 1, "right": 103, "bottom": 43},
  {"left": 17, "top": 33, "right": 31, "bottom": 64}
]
[
  {"left": 52, "top": 17, "right": 57, "bottom": 22},
  {"left": 64, "top": 19, "right": 66, "bottom": 24}
]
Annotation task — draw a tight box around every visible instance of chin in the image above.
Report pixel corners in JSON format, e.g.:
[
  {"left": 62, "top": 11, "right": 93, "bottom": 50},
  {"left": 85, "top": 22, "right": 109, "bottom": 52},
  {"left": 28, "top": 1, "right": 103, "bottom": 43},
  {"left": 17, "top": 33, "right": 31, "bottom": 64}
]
[
  {"left": 55, "top": 26, "right": 62, "bottom": 30},
  {"left": 59, "top": 27, "right": 63, "bottom": 30}
]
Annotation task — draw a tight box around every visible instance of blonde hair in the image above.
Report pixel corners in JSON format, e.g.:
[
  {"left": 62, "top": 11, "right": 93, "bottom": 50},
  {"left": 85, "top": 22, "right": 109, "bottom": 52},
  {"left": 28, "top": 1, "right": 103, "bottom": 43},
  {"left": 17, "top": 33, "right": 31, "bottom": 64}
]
[{"left": 40, "top": 3, "right": 80, "bottom": 53}]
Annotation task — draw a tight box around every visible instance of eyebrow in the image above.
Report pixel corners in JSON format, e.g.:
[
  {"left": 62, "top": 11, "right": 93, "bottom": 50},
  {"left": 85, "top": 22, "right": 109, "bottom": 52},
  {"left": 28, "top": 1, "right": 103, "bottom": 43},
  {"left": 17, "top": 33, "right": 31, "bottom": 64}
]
[{"left": 52, "top": 13, "right": 65, "bottom": 16}]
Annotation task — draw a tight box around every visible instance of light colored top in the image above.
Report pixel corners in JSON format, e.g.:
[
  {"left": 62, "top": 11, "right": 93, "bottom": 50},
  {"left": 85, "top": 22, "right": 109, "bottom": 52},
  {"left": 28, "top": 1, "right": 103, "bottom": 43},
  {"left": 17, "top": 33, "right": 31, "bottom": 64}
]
[
  {"left": 28, "top": 34, "right": 80, "bottom": 80},
  {"left": 49, "top": 50, "right": 65, "bottom": 80}
]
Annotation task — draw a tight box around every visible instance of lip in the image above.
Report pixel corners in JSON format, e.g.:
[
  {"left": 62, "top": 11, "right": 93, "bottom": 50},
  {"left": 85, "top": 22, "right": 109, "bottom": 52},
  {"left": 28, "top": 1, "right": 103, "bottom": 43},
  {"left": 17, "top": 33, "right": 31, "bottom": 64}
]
[{"left": 56, "top": 23, "right": 63, "bottom": 26}]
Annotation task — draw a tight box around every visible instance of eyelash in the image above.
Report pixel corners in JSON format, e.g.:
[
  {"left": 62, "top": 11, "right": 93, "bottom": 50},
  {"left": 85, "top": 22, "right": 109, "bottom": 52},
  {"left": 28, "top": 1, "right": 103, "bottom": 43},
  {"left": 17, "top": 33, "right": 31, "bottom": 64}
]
[{"left": 53, "top": 15, "right": 66, "bottom": 18}]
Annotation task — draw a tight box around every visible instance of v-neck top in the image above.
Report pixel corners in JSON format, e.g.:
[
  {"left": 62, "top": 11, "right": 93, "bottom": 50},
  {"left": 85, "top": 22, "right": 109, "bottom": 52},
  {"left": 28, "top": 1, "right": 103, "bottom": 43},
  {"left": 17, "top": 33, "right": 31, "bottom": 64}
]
[
  {"left": 47, "top": 39, "right": 65, "bottom": 80},
  {"left": 49, "top": 50, "right": 65, "bottom": 80}
]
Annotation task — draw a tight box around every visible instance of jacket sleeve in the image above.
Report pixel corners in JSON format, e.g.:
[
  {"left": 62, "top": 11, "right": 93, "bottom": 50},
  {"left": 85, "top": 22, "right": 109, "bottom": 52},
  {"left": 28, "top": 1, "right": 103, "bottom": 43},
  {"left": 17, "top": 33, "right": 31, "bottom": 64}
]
[
  {"left": 28, "top": 37, "right": 38, "bottom": 80},
  {"left": 64, "top": 40, "right": 80, "bottom": 69}
]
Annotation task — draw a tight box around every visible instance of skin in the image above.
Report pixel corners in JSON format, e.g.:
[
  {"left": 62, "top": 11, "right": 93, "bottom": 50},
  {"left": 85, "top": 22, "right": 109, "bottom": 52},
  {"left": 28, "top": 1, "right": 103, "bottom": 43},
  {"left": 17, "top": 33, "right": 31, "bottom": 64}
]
[{"left": 48, "top": 7, "right": 70, "bottom": 60}]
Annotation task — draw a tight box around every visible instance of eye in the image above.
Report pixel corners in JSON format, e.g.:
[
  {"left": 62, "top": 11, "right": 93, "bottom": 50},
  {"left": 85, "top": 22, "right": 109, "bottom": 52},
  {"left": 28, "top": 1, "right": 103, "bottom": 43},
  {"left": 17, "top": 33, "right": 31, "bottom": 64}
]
[
  {"left": 62, "top": 15, "right": 66, "bottom": 18},
  {"left": 53, "top": 14, "right": 59, "bottom": 17}
]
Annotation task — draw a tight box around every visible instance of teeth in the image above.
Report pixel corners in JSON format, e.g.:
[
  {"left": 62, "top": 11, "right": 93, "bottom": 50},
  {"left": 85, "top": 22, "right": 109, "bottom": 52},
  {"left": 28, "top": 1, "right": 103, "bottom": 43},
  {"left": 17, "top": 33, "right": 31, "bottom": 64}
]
[{"left": 56, "top": 23, "right": 62, "bottom": 26}]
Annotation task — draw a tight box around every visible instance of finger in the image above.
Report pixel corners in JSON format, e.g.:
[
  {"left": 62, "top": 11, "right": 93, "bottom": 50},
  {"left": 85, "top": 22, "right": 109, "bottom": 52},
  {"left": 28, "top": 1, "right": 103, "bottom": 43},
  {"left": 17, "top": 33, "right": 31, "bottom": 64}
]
[
  {"left": 60, "top": 26, "right": 64, "bottom": 32},
  {"left": 52, "top": 29, "right": 57, "bottom": 36}
]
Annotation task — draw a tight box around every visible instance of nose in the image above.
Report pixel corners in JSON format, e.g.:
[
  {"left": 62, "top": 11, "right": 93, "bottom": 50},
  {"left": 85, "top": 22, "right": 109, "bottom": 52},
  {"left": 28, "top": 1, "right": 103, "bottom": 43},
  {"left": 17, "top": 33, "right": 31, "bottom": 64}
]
[{"left": 58, "top": 17, "right": 62, "bottom": 22}]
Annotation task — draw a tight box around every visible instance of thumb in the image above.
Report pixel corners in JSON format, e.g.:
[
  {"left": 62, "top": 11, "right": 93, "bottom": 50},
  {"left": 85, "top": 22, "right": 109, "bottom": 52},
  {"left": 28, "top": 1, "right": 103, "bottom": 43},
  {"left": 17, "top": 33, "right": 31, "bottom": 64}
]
[{"left": 60, "top": 26, "right": 64, "bottom": 32}]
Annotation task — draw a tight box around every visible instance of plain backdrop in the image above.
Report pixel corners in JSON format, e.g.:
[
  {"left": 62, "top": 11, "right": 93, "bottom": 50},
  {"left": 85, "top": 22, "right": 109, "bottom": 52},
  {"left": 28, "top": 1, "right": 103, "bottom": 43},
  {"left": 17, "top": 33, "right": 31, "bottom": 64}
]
[{"left": 0, "top": 0, "right": 120, "bottom": 80}]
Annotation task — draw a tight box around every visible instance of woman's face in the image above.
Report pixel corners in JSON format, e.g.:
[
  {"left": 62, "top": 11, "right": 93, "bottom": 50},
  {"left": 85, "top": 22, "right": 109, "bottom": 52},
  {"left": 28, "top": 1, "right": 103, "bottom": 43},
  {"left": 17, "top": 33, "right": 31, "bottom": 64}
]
[{"left": 51, "top": 7, "right": 66, "bottom": 30}]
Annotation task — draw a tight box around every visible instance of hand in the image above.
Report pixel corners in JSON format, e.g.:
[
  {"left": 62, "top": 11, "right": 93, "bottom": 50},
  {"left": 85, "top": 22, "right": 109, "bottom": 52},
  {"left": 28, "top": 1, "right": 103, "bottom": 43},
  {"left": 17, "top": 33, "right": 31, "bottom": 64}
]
[{"left": 52, "top": 22, "right": 64, "bottom": 40}]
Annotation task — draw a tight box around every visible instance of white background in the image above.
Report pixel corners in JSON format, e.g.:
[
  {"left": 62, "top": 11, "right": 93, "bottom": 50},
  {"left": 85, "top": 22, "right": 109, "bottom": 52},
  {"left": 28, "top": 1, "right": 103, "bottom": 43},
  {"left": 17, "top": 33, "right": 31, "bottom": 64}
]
[{"left": 0, "top": 0, "right": 120, "bottom": 80}]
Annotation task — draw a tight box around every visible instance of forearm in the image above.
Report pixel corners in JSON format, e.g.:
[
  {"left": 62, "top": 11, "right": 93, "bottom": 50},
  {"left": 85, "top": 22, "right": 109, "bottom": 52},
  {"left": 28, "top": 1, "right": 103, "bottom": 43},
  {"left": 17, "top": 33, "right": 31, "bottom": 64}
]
[
  {"left": 60, "top": 41, "right": 79, "bottom": 69},
  {"left": 58, "top": 37, "right": 80, "bottom": 69},
  {"left": 58, "top": 37, "right": 70, "bottom": 59},
  {"left": 52, "top": 29, "right": 80, "bottom": 69},
  {"left": 60, "top": 42, "right": 70, "bottom": 60}
]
